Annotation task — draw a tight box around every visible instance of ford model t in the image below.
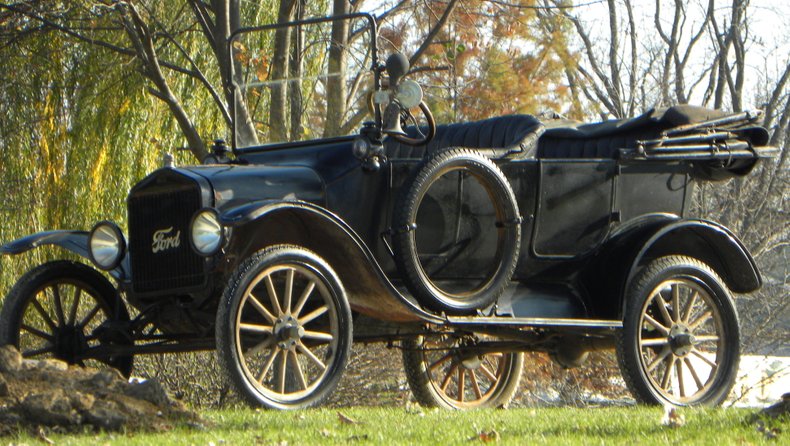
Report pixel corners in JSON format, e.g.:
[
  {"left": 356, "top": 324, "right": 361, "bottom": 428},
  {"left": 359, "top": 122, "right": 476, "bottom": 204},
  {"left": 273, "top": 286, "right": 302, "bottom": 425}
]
[{"left": 0, "top": 13, "right": 777, "bottom": 410}]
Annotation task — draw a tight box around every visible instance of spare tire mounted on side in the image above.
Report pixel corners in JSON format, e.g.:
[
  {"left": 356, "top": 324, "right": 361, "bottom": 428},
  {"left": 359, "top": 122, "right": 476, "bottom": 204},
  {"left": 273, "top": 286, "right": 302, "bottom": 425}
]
[{"left": 392, "top": 148, "right": 521, "bottom": 315}]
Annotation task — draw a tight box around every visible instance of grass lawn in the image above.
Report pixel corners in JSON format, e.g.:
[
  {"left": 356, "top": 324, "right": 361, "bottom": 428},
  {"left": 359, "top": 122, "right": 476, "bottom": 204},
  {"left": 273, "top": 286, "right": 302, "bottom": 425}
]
[{"left": 8, "top": 406, "right": 784, "bottom": 445}]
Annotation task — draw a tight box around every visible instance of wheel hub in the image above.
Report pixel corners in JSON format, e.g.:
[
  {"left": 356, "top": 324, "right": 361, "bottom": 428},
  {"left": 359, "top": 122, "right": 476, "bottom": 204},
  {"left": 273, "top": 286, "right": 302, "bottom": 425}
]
[
  {"left": 668, "top": 324, "right": 695, "bottom": 357},
  {"left": 460, "top": 355, "right": 483, "bottom": 369},
  {"left": 274, "top": 316, "right": 304, "bottom": 349},
  {"left": 53, "top": 325, "right": 88, "bottom": 363}
]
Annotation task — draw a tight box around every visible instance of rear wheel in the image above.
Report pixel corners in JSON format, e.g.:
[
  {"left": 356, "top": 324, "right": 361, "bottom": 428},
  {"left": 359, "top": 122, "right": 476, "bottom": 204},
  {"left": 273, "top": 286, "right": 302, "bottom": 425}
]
[
  {"left": 617, "top": 256, "right": 740, "bottom": 406},
  {"left": 0, "top": 261, "right": 133, "bottom": 376},
  {"left": 216, "top": 245, "right": 352, "bottom": 409},
  {"left": 402, "top": 335, "right": 523, "bottom": 409}
]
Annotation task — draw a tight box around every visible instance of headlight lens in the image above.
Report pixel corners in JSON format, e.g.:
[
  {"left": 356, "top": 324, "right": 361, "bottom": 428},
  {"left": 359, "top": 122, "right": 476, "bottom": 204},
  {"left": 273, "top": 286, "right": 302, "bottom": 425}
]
[
  {"left": 190, "top": 209, "right": 223, "bottom": 256},
  {"left": 89, "top": 221, "right": 125, "bottom": 270}
]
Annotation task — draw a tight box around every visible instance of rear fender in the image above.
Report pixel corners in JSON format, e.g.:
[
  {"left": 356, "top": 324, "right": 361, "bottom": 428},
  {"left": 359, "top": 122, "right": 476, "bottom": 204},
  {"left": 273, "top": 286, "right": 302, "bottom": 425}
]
[
  {"left": 583, "top": 216, "right": 761, "bottom": 320},
  {"left": 220, "top": 200, "right": 440, "bottom": 324},
  {"left": 0, "top": 230, "right": 127, "bottom": 280}
]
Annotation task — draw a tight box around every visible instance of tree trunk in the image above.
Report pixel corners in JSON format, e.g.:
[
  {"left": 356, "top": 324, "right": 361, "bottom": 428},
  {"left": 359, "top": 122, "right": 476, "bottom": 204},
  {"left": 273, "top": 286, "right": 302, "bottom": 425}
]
[
  {"left": 269, "top": 0, "right": 296, "bottom": 143},
  {"left": 323, "top": 0, "right": 349, "bottom": 138}
]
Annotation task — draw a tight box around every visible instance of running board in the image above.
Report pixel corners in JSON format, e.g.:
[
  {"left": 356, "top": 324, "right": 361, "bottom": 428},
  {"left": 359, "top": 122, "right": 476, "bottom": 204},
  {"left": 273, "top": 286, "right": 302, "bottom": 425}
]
[{"left": 445, "top": 316, "right": 622, "bottom": 329}]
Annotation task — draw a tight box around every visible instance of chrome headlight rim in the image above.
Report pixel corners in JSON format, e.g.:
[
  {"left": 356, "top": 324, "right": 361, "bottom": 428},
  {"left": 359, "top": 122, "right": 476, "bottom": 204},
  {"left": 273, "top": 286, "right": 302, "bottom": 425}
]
[
  {"left": 190, "top": 208, "right": 224, "bottom": 257},
  {"left": 88, "top": 221, "right": 126, "bottom": 271}
]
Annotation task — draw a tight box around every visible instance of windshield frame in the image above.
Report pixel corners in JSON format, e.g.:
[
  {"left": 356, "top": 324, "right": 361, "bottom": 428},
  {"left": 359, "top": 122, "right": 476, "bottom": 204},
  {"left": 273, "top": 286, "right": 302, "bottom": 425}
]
[{"left": 227, "top": 13, "right": 381, "bottom": 154}]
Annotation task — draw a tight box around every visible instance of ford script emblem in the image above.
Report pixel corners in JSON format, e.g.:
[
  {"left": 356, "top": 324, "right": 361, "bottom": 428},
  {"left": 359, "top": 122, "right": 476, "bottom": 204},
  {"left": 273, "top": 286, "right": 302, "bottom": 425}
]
[{"left": 152, "top": 227, "right": 181, "bottom": 253}]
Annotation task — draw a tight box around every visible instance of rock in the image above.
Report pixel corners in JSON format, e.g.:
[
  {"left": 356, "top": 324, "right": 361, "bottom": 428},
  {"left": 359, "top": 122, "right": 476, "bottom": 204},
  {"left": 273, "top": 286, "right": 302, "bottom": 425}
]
[
  {"left": 88, "top": 369, "right": 123, "bottom": 388},
  {"left": 0, "top": 345, "right": 22, "bottom": 373},
  {"left": 83, "top": 400, "right": 128, "bottom": 431},
  {"left": 21, "top": 389, "right": 81, "bottom": 426},
  {"left": 125, "top": 379, "right": 171, "bottom": 407},
  {"left": 69, "top": 391, "right": 95, "bottom": 412},
  {"left": 0, "top": 373, "right": 8, "bottom": 397},
  {"left": 37, "top": 359, "right": 68, "bottom": 372}
]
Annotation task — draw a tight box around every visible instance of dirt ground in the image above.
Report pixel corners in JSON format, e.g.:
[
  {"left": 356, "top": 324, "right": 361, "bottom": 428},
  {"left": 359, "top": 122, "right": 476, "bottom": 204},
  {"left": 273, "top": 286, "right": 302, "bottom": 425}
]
[{"left": 0, "top": 345, "right": 199, "bottom": 434}]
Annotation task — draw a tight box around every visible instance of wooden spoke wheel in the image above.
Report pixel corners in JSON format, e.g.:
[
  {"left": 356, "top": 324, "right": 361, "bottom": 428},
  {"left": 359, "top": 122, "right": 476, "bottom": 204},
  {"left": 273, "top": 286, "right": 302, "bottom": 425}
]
[
  {"left": 617, "top": 256, "right": 740, "bottom": 406},
  {"left": 0, "top": 261, "right": 133, "bottom": 376},
  {"left": 402, "top": 335, "right": 523, "bottom": 409},
  {"left": 217, "top": 245, "right": 351, "bottom": 410}
]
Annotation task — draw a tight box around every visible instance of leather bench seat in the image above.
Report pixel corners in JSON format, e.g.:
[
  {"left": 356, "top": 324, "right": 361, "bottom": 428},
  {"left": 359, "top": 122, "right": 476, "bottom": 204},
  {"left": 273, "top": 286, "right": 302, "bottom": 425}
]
[{"left": 385, "top": 114, "right": 544, "bottom": 159}]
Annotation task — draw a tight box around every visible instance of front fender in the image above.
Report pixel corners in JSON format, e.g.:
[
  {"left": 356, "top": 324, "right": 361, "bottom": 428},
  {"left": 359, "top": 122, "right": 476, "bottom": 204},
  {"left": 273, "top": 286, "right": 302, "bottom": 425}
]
[
  {"left": 0, "top": 230, "right": 127, "bottom": 280},
  {"left": 1, "top": 230, "right": 90, "bottom": 257},
  {"left": 219, "top": 200, "right": 441, "bottom": 324}
]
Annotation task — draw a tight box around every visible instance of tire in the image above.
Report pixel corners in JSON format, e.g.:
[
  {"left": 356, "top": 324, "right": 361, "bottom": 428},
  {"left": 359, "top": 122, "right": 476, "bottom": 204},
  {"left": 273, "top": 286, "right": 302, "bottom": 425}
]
[
  {"left": 216, "top": 245, "right": 352, "bottom": 410},
  {"left": 392, "top": 148, "right": 521, "bottom": 315},
  {"left": 0, "top": 260, "right": 133, "bottom": 377},
  {"left": 402, "top": 335, "right": 523, "bottom": 409},
  {"left": 616, "top": 255, "right": 740, "bottom": 406}
]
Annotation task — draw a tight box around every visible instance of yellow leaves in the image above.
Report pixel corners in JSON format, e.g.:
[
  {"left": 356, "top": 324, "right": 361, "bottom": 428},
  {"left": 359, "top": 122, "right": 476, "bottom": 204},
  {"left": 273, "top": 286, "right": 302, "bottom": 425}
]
[{"left": 90, "top": 145, "right": 109, "bottom": 195}]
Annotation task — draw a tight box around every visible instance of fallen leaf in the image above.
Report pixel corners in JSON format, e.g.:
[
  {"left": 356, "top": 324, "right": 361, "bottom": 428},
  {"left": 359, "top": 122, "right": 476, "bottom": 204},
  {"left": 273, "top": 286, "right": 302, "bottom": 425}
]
[
  {"left": 319, "top": 428, "right": 332, "bottom": 437},
  {"left": 661, "top": 406, "right": 685, "bottom": 428},
  {"left": 337, "top": 411, "right": 361, "bottom": 425},
  {"left": 37, "top": 427, "right": 54, "bottom": 445},
  {"left": 470, "top": 429, "right": 500, "bottom": 443}
]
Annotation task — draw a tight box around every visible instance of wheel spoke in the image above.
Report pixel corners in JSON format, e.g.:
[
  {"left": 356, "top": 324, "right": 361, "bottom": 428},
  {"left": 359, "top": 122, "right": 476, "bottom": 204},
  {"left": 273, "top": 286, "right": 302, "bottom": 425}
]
[
  {"left": 646, "top": 347, "right": 672, "bottom": 372},
  {"left": 78, "top": 304, "right": 101, "bottom": 329},
  {"left": 640, "top": 337, "right": 670, "bottom": 347},
  {"left": 689, "top": 310, "right": 712, "bottom": 331},
  {"left": 671, "top": 284, "right": 681, "bottom": 323},
  {"left": 682, "top": 291, "right": 698, "bottom": 323},
  {"left": 457, "top": 368, "right": 465, "bottom": 402},
  {"left": 51, "top": 285, "right": 66, "bottom": 327},
  {"left": 264, "top": 275, "right": 282, "bottom": 315},
  {"left": 292, "top": 281, "right": 315, "bottom": 317},
  {"left": 299, "top": 306, "right": 328, "bottom": 326},
  {"left": 676, "top": 359, "right": 685, "bottom": 397},
  {"left": 440, "top": 364, "right": 458, "bottom": 392},
  {"left": 692, "top": 335, "right": 720, "bottom": 344},
  {"left": 470, "top": 371, "right": 483, "bottom": 399},
  {"left": 297, "top": 342, "right": 327, "bottom": 371},
  {"left": 246, "top": 293, "right": 276, "bottom": 324},
  {"left": 290, "top": 349, "right": 307, "bottom": 390},
  {"left": 257, "top": 349, "right": 280, "bottom": 383},
  {"left": 302, "top": 330, "right": 332, "bottom": 342},
  {"left": 643, "top": 314, "right": 670, "bottom": 336},
  {"left": 283, "top": 269, "right": 294, "bottom": 314},
  {"left": 239, "top": 323, "right": 273, "bottom": 334},
  {"left": 684, "top": 357, "right": 705, "bottom": 390},
  {"left": 22, "top": 345, "right": 53, "bottom": 358},
  {"left": 68, "top": 288, "right": 82, "bottom": 326},
  {"left": 654, "top": 292, "right": 674, "bottom": 326},
  {"left": 21, "top": 324, "right": 53, "bottom": 341},
  {"left": 691, "top": 348, "right": 718, "bottom": 370},
  {"left": 479, "top": 364, "right": 498, "bottom": 382},
  {"left": 428, "top": 353, "right": 452, "bottom": 372},
  {"left": 660, "top": 356, "right": 676, "bottom": 390},
  {"left": 30, "top": 298, "right": 57, "bottom": 330},
  {"left": 277, "top": 350, "right": 287, "bottom": 393},
  {"left": 245, "top": 336, "right": 275, "bottom": 356}
]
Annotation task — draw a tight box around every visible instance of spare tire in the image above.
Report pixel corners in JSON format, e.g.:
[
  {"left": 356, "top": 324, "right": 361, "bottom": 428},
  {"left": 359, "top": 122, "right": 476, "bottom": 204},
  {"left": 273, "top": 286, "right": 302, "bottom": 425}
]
[{"left": 392, "top": 148, "right": 521, "bottom": 315}]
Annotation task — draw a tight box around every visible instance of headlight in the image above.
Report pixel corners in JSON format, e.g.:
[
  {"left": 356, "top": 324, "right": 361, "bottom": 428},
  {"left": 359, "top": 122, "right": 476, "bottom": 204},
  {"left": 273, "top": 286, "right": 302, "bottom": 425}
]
[
  {"left": 88, "top": 221, "right": 125, "bottom": 270},
  {"left": 190, "top": 208, "right": 223, "bottom": 256}
]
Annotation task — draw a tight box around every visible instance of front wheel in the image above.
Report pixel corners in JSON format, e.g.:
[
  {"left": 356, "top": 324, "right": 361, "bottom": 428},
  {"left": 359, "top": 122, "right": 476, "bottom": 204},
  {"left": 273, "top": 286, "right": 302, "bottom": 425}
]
[
  {"left": 402, "top": 335, "right": 524, "bottom": 409},
  {"left": 0, "top": 261, "right": 133, "bottom": 376},
  {"left": 616, "top": 255, "right": 740, "bottom": 406},
  {"left": 216, "top": 245, "right": 352, "bottom": 410}
]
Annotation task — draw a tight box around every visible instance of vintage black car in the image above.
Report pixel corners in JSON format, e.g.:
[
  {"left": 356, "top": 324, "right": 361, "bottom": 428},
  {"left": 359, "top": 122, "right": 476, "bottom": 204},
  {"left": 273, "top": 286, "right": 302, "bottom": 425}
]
[{"left": 0, "top": 14, "right": 777, "bottom": 410}]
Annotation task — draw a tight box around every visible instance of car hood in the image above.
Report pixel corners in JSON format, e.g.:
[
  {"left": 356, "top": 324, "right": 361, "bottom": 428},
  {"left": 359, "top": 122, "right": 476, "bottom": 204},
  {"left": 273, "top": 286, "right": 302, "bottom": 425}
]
[{"left": 183, "top": 164, "right": 325, "bottom": 210}]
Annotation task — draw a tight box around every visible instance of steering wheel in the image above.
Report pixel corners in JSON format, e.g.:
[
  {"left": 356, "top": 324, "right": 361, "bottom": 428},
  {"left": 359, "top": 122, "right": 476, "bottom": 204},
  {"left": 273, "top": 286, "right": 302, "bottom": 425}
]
[{"left": 389, "top": 101, "right": 436, "bottom": 147}]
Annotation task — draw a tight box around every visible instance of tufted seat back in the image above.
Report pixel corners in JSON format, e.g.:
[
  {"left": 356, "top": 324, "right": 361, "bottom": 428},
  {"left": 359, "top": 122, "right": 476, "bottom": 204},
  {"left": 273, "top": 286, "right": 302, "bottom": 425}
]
[{"left": 385, "top": 114, "right": 544, "bottom": 160}]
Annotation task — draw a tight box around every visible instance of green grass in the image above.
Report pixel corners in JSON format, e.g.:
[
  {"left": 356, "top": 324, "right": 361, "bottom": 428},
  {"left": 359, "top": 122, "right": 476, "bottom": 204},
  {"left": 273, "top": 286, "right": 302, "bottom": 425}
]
[{"left": 7, "top": 406, "right": 785, "bottom": 445}]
